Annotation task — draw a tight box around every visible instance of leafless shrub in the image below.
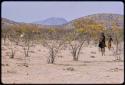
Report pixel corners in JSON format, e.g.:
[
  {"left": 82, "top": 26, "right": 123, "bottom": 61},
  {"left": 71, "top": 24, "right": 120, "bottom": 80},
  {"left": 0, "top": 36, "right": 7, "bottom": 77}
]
[
  {"left": 20, "top": 32, "right": 34, "bottom": 57},
  {"left": 40, "top": 29, "right": 66, "bottom": 64},
  {"left": 66, "top": 29, "right": 86, "bottom": 61},
  {"left": 18, "top": 31, "right": 35, "bottom": 67},
  {"left": 7, "top": 30, "right": 19, "bottom": 59}
]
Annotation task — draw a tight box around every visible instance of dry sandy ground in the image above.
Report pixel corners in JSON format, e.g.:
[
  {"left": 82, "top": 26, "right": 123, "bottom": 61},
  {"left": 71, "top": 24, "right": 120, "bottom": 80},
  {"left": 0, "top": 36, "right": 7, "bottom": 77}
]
[{"left": 1, "top": 40, "right": 124, "bottom": 84}]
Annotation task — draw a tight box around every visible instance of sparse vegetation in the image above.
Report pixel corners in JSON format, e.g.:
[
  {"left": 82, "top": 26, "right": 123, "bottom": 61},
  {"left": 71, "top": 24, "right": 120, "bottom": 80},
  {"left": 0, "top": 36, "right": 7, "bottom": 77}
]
[
  {"left": 40, "top": 28, "right": 66, "bottom": 64},
  {"left": 66, "top": 29, "right": 86, "bottom": 61},
  {"left": 1, "top": 2, "right": 124, "bottom": 83},
  {"left": 2, "top": 14, "right": 123, "bottom": 63}
]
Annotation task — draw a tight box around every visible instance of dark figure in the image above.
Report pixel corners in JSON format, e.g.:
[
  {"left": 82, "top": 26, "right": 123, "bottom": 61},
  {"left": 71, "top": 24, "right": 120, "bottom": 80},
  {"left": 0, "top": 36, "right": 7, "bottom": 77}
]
[
  {"left": 108, "top": 36, "right": 113, "bottom": 50},
  {"left": 98, "top": 32, "right": 106, "bottom": 56}
]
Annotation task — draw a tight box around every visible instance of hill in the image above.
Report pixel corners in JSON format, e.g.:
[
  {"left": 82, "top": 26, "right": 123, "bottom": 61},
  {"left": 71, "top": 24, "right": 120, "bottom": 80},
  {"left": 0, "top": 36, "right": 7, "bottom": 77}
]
[
  {"left": 79, "top": 13, "right": 123, "bottom": 29},
  {"left": 33, "top": 17, "right": 68, "bottom": 25},
  {"left": 2, "top": 13, "right": 123, "bottom": 30}
]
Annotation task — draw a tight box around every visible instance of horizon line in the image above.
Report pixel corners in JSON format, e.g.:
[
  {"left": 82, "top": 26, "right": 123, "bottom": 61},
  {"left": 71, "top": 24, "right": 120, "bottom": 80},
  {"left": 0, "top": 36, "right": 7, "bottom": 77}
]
[{"left": 2, "top": 12, "right": 123, "bottom": 23}]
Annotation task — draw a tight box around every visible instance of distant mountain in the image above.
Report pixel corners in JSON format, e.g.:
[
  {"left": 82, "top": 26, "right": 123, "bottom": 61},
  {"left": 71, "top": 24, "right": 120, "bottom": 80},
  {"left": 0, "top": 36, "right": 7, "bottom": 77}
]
[
  {"left": 33, "top": 17, "right": 68, "bottom": 25},
  {"left": 2, "top": 13, "right": 123, "bottom": 30},
  {"left": 2, "top": 17, "right": 35, "bottom": 26},
  {"left": 2, "top": 18, "right": 19, "bottom": 25},
  {"left": 2, "top": 18, "right": 20, "bottom": 29}
]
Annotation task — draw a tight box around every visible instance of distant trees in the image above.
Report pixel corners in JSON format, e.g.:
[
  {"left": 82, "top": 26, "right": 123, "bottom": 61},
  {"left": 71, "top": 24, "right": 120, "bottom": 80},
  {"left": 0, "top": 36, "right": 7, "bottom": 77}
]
[
  {"left": 88, "top": 24, "right": 104, "bottom": 45},
  {"left": 73, "top": 19, "right": 104, "bottom": 46},
  {"left": 111, "top": 25, "right": 123, "bottom": 60},
  {"left": 2, "top": 27, "right": 9, "bottom": 45},
  {"left": 104, "top": 19, "right": 123, "bottom": 60}
]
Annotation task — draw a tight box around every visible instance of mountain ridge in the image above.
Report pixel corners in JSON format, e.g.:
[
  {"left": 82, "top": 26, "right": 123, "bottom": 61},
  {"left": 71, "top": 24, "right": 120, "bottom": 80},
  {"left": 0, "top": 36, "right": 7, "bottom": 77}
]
[
  {"left": 2, "top": 13, "right": 124, "bottom": 29},
  {"left": 33, "top": 17, "right": 68, "bottom": 25}
]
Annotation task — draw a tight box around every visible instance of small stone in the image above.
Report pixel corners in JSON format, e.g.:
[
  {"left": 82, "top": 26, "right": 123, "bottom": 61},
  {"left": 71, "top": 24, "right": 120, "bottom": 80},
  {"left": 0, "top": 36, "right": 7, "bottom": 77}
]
[
  {"left": 90, "top": 56, "right": 95, "bottom": 58},
  {"left": 66, "top": 67, "right": 74, "bottom": 71}
]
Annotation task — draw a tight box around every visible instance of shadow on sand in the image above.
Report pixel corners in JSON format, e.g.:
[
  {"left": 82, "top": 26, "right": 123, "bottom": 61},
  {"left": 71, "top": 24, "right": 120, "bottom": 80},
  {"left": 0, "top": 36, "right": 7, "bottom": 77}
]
[{"left": 53, "top": 60, "right": 123, "bottom": 66}]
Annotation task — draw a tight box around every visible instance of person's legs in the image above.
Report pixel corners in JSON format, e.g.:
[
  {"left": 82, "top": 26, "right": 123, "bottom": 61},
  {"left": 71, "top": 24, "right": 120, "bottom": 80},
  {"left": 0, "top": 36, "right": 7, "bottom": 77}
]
[
  {"left": 103, "top": 48, "right": 105, "bottom": 56},
  {"left": 99, "top": 47, "right": 101, "bottom": 52},
  {"left": 108, "top": 42, "right": 111, "bottom": 50},
  {"left": 101, "top": 48, "right": 103, "bottom": 56},
  {"left": 101, "top": 48, "right": 105, "bottom": 56}
]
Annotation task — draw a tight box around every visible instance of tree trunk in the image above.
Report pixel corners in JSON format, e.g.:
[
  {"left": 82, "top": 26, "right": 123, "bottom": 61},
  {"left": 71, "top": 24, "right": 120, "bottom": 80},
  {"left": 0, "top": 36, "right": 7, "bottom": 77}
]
[
  {"left": 48, "top": 48, "right": 55, "bottom": 64},
  {"left": 10, "top": 48, "right": 15, "bottom": 59},
  {"left": 73, "top": 57, "right": 78, "bottom": 61},
  {"left": 116, "top": 35, "right": 119, "bottom": 55},
  {"left": 72, "top": 49, "right": 78, "bottom": 61}
]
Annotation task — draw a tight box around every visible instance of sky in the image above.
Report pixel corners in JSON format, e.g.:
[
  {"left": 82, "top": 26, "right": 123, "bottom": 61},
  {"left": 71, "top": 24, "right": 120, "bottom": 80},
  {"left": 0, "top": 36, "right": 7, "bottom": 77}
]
[{"left": 2, "top": 1, "right": 124, "bottom": 23}]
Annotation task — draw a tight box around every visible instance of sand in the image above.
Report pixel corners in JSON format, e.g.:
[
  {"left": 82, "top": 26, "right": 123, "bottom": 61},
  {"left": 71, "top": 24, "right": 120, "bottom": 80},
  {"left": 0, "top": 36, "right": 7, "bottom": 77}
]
[{"left": 1, "top": 40, "right": 124, "bottom": 84}]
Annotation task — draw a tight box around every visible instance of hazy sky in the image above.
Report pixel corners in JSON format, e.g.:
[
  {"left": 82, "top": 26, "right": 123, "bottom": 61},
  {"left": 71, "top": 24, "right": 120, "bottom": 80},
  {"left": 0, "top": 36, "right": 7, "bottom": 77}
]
[{"left": 2, "top": 1, "right": 124, "bottom": 23}]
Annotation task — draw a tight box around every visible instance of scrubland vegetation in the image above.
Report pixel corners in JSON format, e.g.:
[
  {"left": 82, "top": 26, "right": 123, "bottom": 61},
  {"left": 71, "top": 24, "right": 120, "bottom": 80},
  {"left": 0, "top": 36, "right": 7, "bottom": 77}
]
[
  {"left": 2, "top": 18, "right": 124, "bottom": 64},
  {"left": 1, "top": 17, "right": 124, "bottom": 84}
]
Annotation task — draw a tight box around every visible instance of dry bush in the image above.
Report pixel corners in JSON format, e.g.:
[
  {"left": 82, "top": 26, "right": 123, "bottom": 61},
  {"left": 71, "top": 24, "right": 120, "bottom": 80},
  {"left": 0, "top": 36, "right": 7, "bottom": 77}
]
[
  {"left": 66, "top": 29, "right": 86, "bottom": 61},
  {"left": 2, "top": 27, "right": 9, "bottom": 45},
  {"left": 104, "top": 24, "right": 123, "bottom": 61},
  {"left": 40, "top": 28, "right": 66, "bottom": 64},
  {"left": 7, "top": 28, "right": 20, "bottom": 59}
]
